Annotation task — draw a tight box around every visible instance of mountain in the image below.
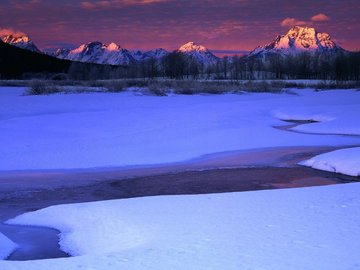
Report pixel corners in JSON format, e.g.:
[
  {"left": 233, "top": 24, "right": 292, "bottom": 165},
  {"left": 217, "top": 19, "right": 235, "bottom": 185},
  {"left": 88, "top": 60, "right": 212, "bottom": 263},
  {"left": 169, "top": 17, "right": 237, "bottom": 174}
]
[
  {"left": 130, "top": 50, "right": 144, "bottom": 61},
  {"left": 130, "top": 48, "right": 169, "bottom": 62},
  {"left": 55, "top": 41, "right": 135, "bottom": 65},
  {"left": 0, "top": 34, "right": 40, "bottom": 53},
  {"left": 249, "top": 26, "right": 343, "bottom": 57},
  {"left": 142, "top": 48, "right": 169, "bottom": 61},
  {"left": 178, "top": 42, "right": 218, "bottom": 65}
]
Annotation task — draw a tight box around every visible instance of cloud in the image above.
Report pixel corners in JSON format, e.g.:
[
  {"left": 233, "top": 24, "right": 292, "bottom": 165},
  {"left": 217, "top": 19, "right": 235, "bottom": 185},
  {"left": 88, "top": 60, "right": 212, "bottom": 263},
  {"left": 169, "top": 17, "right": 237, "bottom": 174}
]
[
  {"left": 81, "top": 0, "right": 165, "bottom": 9},
  {"left": 311, "top": 13, "right": 330, "bottom": 22},
  {"left": 10, "top": 0, "right": 41, "bottom": 9},
  {"left": 281, "top": 17, "right": 307, "bottom": 27},
  {"left": 0, "top": 28, "right": 25, "bottom": 37},
  {"left": 81, "top": 1, "right": 108, "bottom": 9},
  {"left": 281, "top": 13, "right": 331, "bottom": 28},
  {"left": 198, "top": 21, "right": 247, "bottom": 39}
]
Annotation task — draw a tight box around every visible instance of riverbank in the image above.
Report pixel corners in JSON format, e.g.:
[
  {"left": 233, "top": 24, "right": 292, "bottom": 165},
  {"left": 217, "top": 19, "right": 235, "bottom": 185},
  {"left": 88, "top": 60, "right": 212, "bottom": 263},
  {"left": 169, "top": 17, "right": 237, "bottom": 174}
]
[{"left": 1, "top": 146, "right": 358, "bottom": 260}]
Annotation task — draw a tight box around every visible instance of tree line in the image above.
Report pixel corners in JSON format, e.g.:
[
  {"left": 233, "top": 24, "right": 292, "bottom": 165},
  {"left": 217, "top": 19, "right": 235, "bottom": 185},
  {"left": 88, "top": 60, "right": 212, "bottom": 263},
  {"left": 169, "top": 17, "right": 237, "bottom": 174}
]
[
  {"left": 118, "top": 50, "right": 360, "bottom": 81},
  {"left": 225, "top": 51, "right": 360, "bottom": 81}
]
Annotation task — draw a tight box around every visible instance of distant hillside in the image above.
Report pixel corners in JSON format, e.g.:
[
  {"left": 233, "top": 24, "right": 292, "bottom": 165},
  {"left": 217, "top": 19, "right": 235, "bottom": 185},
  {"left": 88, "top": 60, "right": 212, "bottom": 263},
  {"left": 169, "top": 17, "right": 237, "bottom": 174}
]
[
  {"left": 0, "top": 41, "right": 71, "bottom": 78},
  {"left": 0, "top": 41, "right": 125, "bottom": 79}
]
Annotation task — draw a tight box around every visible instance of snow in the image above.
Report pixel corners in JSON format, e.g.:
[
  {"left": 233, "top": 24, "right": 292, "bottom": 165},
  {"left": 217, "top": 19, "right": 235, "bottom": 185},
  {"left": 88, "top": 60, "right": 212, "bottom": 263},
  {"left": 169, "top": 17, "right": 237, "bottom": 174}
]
[
  {"left": 300, "top": 147, "right": 360, "bottom": 176},
  {"left": 178, "top": 41, "right": 208, "bottom": 52},
  {"left": 2, "top": 183, "right": 360, "bottom": 269},
  {"left": 107, "top": 42, "right": 120, "bottom": 51},
  {"left": 1, "top": 87, "right": 360, "bottom": 171},
  {"left": 1, "top": 87, "right": 360, "bottom": 268},
  {"left": 272, "top": 90, "right": 360, "bottom": 135},
  {"left": 0, "top": 233, "right": 16, "bottom": 260}
]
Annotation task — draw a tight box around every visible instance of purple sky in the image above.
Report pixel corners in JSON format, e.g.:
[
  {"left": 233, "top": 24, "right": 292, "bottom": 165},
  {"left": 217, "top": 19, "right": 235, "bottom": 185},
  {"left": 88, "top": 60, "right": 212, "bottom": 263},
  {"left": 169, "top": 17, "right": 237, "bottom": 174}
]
[{"left": 0, "top": 0, "right": 359, "bottom": 53}]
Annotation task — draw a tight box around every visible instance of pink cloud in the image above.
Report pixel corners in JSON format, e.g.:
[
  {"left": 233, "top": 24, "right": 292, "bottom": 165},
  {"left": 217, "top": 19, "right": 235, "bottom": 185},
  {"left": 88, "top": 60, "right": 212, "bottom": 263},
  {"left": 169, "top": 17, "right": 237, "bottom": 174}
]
[
  {"left": 311, "top": 13, "right": 331, "bottom": 22},
  {"left": 81, "top": 0, "right": 164, "bottom": 9},
  {"left": 81, "top": 2, "right": 96, "bottom": 9},
  {"left": 281, "top": 17, "right": 307, "bottom": 27},
  {"left": 0, "top": 28, "right": 25, "bottom": 37},
  {"left": 199, "top": 21, "right": 247, "bottom": 39},
  {"left": 81, "top": 1, "right": 111, "bottom": 9}
]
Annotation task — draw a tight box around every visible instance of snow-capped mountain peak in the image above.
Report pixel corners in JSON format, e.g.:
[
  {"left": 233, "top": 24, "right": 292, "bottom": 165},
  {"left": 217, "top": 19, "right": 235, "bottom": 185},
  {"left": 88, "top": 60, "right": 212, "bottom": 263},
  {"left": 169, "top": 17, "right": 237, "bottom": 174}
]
[
  {"left": 177, "top": 42, "right": 218, "bottom": 65},
  {"left": 107, "top": 42, "right": 120, "bottom": 51},
  {"left": 178, "top": 41, "right": 208, "bottom": 53},
  {"left": 1, "top": 33, "right": 40, "bottom": 52},
  {"left": 250, "top": 26, "right": 342, "bottom": 56},
  {"left": 55, "top": 41, "right": 135, "bottom": 65}
]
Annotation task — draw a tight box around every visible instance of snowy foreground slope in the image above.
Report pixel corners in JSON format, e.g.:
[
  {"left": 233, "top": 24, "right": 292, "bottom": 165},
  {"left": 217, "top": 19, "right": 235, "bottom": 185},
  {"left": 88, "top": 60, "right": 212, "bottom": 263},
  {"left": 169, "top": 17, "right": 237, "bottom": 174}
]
[
  {"left": 0, "top": 234, "right": 16, "bottom": 260},
  {"left": 2, "top": 183, "right": 360, "bottom": 270},
  {"left": 1, "top": 87, "right": 360, "bottom": 171}
]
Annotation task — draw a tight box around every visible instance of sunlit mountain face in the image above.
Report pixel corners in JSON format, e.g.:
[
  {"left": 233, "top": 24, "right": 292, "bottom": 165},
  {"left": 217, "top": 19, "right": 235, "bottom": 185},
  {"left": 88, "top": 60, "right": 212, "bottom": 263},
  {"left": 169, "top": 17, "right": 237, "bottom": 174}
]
[
  {"left": 0, "top": 33, "right": 40, "bottom": 52},
  {"left": 249, "top": 26, "right": 342, "bottom": 57}
]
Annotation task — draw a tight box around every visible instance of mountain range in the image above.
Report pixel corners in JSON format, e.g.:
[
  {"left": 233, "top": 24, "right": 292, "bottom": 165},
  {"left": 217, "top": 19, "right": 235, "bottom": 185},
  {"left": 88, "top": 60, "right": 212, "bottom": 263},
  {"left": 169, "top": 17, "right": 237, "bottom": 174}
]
[
  {"left": 0, "top": 26, "right": 347, "bottom": 67},
  {"left": 53, "top": 41, "right": 218, "bottom": 66}
]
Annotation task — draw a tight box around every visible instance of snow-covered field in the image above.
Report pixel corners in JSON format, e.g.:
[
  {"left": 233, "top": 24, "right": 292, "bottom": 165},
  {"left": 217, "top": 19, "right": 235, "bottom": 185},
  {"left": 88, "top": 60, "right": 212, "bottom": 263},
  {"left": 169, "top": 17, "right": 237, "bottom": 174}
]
[
  {"left": 1, "top": 87, "right": 360, "bottom": 269},
  {"left": 1, "top": 183, "right": 359, "bottom": 269},
  {"left": 1, "top": 87, "right": 360, "bottom": 171}
]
